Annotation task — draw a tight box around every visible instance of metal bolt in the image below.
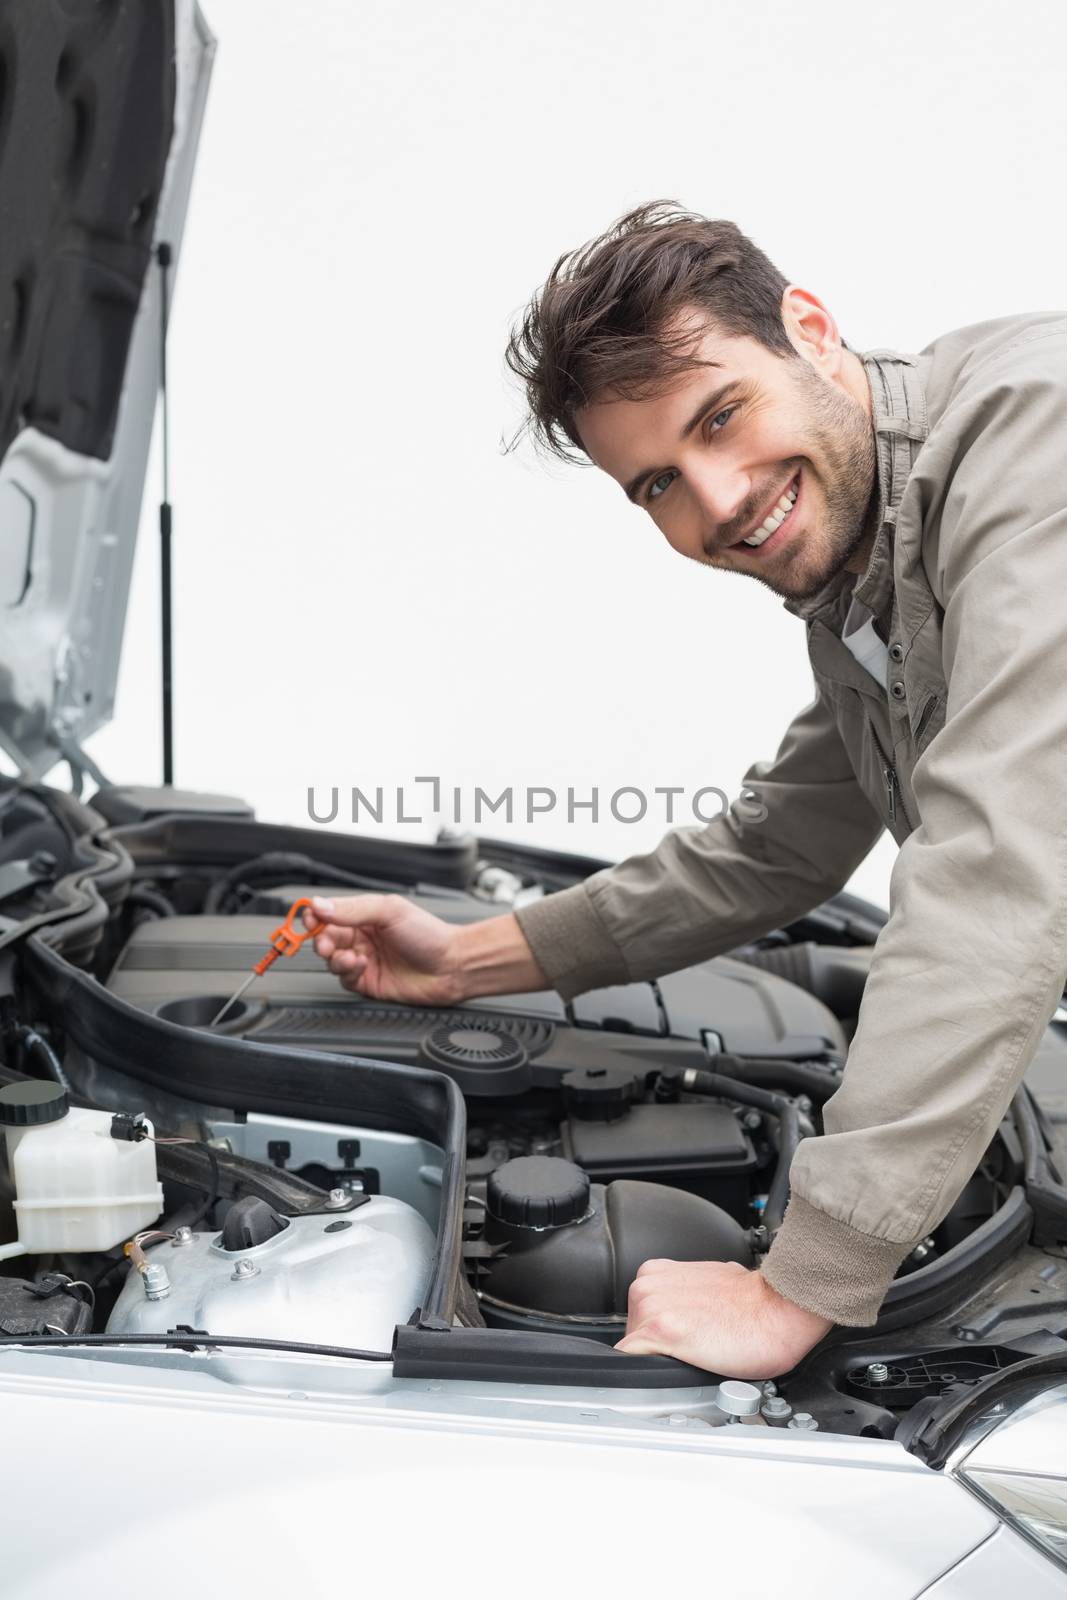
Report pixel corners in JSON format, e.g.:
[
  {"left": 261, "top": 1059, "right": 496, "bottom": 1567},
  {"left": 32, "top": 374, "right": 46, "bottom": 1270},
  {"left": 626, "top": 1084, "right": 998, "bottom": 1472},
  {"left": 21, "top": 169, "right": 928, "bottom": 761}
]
[
  {"left": 170, "top": 1226, "right": 193, "bottom": 1247},
  {"left": 142, "top": 1262, "right": 171, "bottom": 1301},
  {"left": 742, "top": 1110, "right": 762, "bottom": 1131},
  {"left": 787, "top": 1412, "right": 819, "bottom": 1431},
  {"left": 231, "top": 1258, "right": 260, "bottom": 1281},
  {"left": 325, "top": 1188, "right": 349, "bottom": 1210},
  {"left": 795, "top": 1095, "right": 813, "bottom": 1114},
  {"left": 866, "top": 1362, "right": 890, "bottom": 1385},
  {"left": 762, "top": 1395, "right": 793, "bottom": 1421},
  {"left": 761, "top": 1380, "right": 778, "bottom": 1396}
]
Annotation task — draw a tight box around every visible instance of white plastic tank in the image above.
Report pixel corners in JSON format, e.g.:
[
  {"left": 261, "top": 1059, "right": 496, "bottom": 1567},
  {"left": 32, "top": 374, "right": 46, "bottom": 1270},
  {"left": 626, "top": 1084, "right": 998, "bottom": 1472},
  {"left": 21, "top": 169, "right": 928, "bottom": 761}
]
[{"left": 1, "top": 1081, "right": 164, "bottom": 1253}]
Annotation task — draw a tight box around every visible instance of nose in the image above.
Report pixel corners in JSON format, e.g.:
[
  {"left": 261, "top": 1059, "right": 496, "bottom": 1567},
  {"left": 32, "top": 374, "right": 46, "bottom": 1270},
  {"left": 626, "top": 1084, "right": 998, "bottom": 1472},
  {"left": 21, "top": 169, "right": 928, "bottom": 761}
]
[{"left": 688, "top": 459, "right": 752, "bottom": 541}]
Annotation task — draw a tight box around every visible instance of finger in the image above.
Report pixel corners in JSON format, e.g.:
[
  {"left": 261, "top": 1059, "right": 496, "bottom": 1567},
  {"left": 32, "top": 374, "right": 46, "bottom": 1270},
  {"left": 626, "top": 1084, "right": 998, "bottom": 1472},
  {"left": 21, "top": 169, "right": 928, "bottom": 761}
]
[
  {"left": 310, "top": 893, "right": 398, "bottom": 929},
  {"left": 315, "top": 921, "right": 354, "bottom": 948},
  {"left": 627, "top": 1274, "right": 651, "bottom": 1324},
  {"left": 340, "top": 961, "right": 370, "bottom": 994},
  {"left": 315, "top": 925, "right": 356, "bottom": 957},
  {"left": 633, "top": 1258, "right": 676, "bottom": 1279},
  {"left": 329, "top": 948, "right": 362, "bottom": 975},
  {"left": 613, "top": 1330, "right": 665, "bottom": 1355}
]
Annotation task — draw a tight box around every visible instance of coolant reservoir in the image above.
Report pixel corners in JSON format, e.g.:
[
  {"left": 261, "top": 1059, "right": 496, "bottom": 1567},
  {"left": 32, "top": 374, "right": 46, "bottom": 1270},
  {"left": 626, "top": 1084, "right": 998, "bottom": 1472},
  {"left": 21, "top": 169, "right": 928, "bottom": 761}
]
[{"left": 0, "top": 1082, "right": 164, "bottom": 1253}]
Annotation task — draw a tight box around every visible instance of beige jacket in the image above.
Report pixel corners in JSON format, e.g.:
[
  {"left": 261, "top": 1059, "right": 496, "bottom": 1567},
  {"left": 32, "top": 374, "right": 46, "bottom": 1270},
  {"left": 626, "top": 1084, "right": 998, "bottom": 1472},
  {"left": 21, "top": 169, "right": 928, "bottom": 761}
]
[{"left": 515, "top": 311, "right": 1067, "bottom": 1325}]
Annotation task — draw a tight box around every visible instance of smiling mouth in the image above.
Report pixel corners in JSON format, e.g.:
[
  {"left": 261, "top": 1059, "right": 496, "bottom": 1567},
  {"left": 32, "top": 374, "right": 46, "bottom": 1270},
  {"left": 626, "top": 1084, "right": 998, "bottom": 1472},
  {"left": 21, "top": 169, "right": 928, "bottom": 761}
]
[{"left": 728, "top": 470, "right": 801, "bottom": 555}]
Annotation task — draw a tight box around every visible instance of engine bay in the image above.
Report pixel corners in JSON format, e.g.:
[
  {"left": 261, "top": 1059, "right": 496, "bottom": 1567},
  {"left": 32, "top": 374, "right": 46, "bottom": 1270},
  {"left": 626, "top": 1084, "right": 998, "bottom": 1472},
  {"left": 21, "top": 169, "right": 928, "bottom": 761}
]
[{"left": 3, "top": 780, "right": 1067, "bottom": 1438}]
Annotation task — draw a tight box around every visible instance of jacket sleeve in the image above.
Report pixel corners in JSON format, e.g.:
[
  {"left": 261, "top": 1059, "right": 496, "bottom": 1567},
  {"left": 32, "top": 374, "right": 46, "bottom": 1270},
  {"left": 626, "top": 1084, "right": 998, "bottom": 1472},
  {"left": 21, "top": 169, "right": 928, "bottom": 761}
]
[
  {"left": 762, "top": 328, "right": 1067, "bottom": 1325},
  {"left": 514, "top": 680, "right": 885, "bottom": 1001}
]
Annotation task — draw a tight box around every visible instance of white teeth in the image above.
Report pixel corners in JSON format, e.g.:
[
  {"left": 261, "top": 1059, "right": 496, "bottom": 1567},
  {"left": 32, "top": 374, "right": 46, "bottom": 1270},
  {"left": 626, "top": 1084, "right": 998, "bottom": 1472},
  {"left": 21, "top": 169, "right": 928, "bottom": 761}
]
[{"left": 742, "top": 477, "right": 798, "bottom": 547}]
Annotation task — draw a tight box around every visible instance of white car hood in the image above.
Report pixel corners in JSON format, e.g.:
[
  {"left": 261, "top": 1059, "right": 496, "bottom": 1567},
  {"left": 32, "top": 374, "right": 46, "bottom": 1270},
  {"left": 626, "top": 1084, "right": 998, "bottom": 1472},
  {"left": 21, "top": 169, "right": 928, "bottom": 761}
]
[
  {"left": 0, "top": 1351, "right": 998, "bottom": 1600},
  {"left": 0, "top": 0, "right": 214, "bottom": 781}
]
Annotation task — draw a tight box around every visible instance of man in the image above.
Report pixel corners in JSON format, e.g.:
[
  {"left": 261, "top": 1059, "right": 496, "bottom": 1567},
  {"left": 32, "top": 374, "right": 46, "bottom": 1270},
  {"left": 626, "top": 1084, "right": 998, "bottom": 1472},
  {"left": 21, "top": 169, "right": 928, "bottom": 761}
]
[{"left": 307, "top": 201, "right": 1067, "bottom": 1378}]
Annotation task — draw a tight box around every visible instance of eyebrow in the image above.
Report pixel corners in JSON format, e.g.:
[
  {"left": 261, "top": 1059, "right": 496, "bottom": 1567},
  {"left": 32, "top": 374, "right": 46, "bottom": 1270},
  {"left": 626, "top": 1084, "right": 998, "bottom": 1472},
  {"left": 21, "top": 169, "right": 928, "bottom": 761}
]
[{"left": 623, "top": 374, "right": 733, "bottom": 504}]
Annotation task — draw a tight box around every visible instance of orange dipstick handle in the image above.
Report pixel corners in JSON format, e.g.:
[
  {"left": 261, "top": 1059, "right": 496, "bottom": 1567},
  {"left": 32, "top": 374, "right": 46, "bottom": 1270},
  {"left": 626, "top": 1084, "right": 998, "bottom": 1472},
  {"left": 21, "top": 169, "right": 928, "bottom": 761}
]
[{"left": 252, "top": 897, "right": 326, "bottom": 977}]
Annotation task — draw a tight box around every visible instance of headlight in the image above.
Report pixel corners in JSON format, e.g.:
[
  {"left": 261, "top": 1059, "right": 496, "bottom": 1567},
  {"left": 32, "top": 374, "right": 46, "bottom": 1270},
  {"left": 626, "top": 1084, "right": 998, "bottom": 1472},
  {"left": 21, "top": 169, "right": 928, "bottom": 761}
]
[{"left": 953, "top": 1382, "right": 1067, "bottom": 1571}]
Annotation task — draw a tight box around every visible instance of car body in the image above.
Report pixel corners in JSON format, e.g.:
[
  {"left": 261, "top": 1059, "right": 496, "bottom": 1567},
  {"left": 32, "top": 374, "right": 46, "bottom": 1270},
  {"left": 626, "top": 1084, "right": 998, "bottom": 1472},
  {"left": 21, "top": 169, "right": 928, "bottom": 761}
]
[{"left": 2, "top": 3, "right": 1067, "bottom": 1594}]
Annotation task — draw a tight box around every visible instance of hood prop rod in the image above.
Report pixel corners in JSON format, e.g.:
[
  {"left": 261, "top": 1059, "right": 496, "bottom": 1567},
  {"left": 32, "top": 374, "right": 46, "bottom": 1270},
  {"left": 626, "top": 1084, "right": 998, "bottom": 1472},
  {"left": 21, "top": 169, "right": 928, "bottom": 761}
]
[{"left": 157, "top": 241, "right": 175, "bottom": 787}]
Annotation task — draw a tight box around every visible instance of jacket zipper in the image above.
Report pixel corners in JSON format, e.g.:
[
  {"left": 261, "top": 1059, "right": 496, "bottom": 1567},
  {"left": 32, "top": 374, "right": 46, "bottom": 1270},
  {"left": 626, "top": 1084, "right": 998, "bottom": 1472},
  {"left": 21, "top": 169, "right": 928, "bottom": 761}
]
[
  {"left": 868, "top": 715, "right": 908, "bottom": 827},
  {"left": 883, "top": 763, "right": 898, "bottom": 822},
  {"left": 913, "top": 693, "right": 939, "bottom": 745}
]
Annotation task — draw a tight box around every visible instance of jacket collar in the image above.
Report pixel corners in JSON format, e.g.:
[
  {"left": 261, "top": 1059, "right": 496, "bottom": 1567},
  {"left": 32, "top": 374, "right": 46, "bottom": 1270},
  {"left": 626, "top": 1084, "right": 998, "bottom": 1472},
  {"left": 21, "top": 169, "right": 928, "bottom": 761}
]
[{"left": 781, "top": 347, "right": 929, "bottom": 628}]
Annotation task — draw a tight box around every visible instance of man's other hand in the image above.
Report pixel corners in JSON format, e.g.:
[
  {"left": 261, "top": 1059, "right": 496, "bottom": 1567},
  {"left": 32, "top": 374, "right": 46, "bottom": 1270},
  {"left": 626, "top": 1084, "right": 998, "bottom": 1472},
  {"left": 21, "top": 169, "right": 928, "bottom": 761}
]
[{"left": 614, "top": 1258, "right": 832, "bottom": 1378}]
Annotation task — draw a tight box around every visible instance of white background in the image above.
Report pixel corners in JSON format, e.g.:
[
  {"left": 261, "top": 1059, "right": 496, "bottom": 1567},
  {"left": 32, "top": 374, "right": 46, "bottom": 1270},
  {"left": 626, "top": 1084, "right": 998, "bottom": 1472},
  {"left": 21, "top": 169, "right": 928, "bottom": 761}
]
[{"left": 87, "top": 0, "right": 1067, "bottom": 910}]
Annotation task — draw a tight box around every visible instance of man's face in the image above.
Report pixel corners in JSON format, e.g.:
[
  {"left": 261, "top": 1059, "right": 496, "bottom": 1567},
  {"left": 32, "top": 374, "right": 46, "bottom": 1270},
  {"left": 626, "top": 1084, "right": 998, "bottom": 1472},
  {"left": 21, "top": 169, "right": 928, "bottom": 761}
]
[{"left": 574, "top": 306, "right": 878, "bottom": 602}]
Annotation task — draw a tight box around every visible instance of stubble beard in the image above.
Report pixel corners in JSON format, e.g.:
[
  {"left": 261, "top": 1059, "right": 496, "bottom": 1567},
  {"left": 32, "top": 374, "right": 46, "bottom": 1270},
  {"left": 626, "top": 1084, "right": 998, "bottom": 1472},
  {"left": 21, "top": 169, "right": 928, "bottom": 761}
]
[{"left": 745, "top": 364, "right": 878, "bottom": 604}]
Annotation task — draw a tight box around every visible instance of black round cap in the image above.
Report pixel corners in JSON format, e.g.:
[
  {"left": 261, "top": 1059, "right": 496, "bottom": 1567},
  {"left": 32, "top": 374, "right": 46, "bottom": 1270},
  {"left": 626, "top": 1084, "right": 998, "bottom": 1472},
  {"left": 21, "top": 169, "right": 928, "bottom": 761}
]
[
  {"left": 487, "top": 1155, "right": 590, "bottom": 1230},
  {"left": 418, "top": 1021, "right": 531, "bottom": 1096},
  {"left": 0, "top": 1080, "right": 69, "bottom": 1127},
  {"left": 421, "top": 1024, "right": 526, "bottom": 1073},
  {"left": 562, "top": 1065, "right": 638, "bottom": 1122}
]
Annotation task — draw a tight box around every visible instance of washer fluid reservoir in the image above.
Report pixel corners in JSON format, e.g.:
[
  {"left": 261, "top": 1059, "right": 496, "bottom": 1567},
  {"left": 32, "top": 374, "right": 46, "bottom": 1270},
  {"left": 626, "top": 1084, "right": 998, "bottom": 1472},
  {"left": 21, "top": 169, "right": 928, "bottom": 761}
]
[{"left": 1, "top": 1082, "right": 164, "bottom": 1253}]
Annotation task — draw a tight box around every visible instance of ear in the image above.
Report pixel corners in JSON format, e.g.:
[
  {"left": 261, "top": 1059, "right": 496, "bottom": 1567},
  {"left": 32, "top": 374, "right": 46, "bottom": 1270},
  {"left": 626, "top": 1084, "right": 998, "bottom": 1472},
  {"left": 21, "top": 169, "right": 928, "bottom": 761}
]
[{"left": 779, "top": 286, "right": 846, "bottom": 378}]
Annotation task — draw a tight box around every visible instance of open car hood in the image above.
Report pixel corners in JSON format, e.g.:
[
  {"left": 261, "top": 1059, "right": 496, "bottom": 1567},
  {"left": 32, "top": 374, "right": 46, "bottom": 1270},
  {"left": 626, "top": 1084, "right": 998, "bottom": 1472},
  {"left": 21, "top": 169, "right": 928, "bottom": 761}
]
[{"left": 0, "top": 0, "right": 214, "bottom": 781}]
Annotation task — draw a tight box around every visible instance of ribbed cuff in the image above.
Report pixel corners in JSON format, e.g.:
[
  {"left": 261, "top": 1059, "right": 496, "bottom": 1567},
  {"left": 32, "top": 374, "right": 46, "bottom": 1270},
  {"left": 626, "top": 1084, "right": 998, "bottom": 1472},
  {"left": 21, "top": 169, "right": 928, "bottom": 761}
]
[
  {"left": 760, "top": 1194, "right": 915, "bottom": 1326},
  {"left": 514, "top": 883, "right": 630, "bottom": 1002}
]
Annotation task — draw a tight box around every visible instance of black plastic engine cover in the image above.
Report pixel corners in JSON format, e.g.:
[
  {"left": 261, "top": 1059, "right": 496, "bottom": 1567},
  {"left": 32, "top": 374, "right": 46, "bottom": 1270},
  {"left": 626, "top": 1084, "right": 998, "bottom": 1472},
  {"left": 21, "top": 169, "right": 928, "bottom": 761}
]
[{"left": 106, "top": 909, "right": 847, "bottom": 1096}]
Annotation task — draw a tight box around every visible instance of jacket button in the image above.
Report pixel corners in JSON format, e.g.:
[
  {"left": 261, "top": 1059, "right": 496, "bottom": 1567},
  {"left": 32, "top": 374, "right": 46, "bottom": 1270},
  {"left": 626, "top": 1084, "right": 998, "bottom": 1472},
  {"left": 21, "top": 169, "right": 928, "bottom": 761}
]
[
  {"left": 891, "top": 680, "right": 907, "bottom": 700},
  {"left": 889, "top": 642, "right": 904, "bottom": 662}
]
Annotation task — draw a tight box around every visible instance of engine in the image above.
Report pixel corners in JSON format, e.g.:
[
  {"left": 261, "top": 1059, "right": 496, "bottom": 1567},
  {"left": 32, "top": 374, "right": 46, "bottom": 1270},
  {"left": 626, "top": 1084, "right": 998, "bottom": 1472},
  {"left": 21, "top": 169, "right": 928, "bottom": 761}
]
[{"left": 2, "top": 791, "right": 1063, "bottom": 1441}]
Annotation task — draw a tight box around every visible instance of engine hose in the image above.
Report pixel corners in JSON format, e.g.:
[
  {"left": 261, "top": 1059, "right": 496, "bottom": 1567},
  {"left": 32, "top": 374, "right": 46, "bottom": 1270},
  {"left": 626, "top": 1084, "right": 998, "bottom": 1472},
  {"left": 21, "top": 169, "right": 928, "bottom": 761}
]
[
  {"left": 709, "top": 1052, "right": 843, "bottom": 1104},
  {"left": 680, "top": 1068, "right": 801, "bottom": 1235},
  {"left": 15, "top": 1025, "right": 72, "bottom": 1094},
  {"left": 203, "top": 851, "right": 401, "bottom": 914},
  {"left": 125, "top": 884, "right": 176, "bottom": 919}
]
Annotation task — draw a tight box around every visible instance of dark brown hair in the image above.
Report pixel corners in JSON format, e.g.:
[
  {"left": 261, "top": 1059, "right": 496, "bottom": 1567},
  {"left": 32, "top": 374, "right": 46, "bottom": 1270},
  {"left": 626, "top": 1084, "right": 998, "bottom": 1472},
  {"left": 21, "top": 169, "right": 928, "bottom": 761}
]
[{"left": 504, "top": 200, "right": 795, "bottom": 464}]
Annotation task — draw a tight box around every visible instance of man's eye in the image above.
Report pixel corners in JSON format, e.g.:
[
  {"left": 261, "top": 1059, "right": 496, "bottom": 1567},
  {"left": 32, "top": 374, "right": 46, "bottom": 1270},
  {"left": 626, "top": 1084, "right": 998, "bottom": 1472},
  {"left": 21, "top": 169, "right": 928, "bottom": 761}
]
[
  {"left": 645, "top": 407, "right": 736, "bottom": 504},
  {"left": 647, "top": 469, "right": 678, "bottom": 502}
]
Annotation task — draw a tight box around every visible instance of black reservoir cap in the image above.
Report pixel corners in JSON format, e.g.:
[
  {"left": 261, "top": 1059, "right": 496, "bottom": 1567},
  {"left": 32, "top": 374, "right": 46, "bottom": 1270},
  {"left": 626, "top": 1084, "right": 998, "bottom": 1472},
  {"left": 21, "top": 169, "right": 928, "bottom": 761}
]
[
  {"left": 562, "top": 1065, "right": 638, "bottom": 1122},
  {"left": 487, "top": 1155, "right": 590, "bottom": 1230},
  {"left": 0, "top": 1080, "right": 69, "bottom": 1127}
]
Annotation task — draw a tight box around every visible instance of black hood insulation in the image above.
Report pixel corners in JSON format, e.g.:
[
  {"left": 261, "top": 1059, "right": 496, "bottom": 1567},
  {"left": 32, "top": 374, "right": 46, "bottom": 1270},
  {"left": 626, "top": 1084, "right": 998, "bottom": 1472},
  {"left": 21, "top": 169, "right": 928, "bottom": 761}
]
[{"left": 0, "top": 0, "right": 175, "bottom": 466}]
